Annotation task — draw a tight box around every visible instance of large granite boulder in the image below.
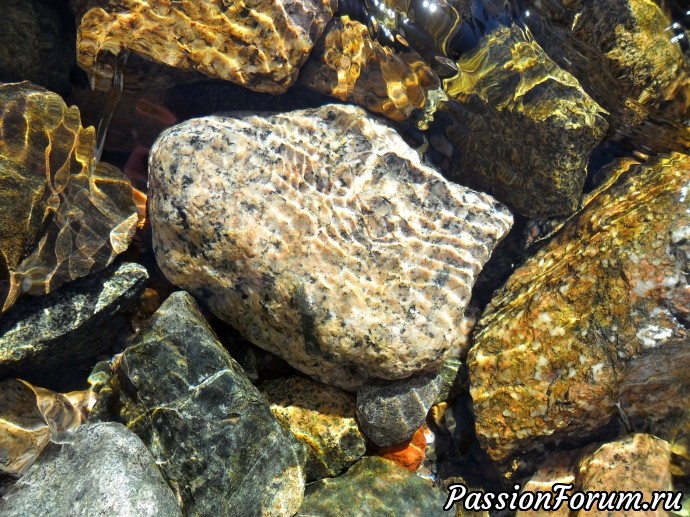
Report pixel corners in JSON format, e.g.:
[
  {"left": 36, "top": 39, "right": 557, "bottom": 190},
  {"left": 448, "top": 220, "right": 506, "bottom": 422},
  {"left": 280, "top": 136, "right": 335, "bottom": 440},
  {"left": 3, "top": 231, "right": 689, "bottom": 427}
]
[
  {"left": 94, "top": 291, "right": 307, "bottom": 516},
  {"left": 148, "top": 104, "right": 512, "bottom": 390},
  {"left": 0, "top": 262, "right": 147, "bottom": 388},
  {"left": 0, "top": 422, "right": 181, "bottom": 517},
  {"left": 468, "top": 153, "right": 690, "bottom": 475},
  {"left": 76, "top": 0, "right": 336, "bottom": 93}
]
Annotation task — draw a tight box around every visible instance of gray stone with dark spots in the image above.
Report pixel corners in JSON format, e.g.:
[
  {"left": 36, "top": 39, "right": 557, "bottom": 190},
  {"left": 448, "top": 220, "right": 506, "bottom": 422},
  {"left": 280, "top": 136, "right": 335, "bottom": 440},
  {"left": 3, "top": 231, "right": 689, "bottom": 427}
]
[
  {"left": 95, "top": 291, "right": 307, "bottom": 517},
  {"left": 0, "top": 422, "right": 181, "bottom": 517},
  {"left": 356, "top": 372, "right": 442, "bottom": 447}
]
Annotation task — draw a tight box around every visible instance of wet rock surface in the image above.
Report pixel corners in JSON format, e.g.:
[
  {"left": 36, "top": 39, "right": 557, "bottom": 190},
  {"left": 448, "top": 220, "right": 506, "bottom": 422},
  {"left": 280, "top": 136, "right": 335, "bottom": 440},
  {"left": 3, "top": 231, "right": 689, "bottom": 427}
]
[
  {"left": 297, "top": 456, "right": 447, "bottom": 516},
  {"left": 149, "top": 104, "right": 512, "bottom": 390},
  {"left": 76, "top": 0, "right": 336, "bottom": 93},
  {"left": 356, "top": 372, "right": 442, "bottom": 447},
  {"left": 0, "top": 262, "right": 147, "bottom": 388},
  {"left": 0, "top": 82, "right": 138, "bottom": 314},
  {"left": 0, "top": 422, "right": 181, "bottom": 517},
  {"left": 94, "top": 291, "right": 307, "bottom": 517},
  {"left": 260, "top": 376, "right": 366, "bottom": 481},
  {"left": 469, "top": 152, "right": 690, "bottom": 473}
]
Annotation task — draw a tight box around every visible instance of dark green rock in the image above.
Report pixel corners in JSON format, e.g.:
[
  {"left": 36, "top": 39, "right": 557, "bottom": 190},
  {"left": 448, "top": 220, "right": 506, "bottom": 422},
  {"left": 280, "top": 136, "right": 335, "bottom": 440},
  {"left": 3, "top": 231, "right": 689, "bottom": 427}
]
[
  {"left": 297, "top": 456, "right": 447, "bottom": 516},
  {"left": 0, "top": 262, "right": 147, "bottom": 390},
  {"left": 0, "top": 422, "right": 181, "bottom": 517},
  {"left": 100, "top": 291, "right": 307, "bottom": 516}
]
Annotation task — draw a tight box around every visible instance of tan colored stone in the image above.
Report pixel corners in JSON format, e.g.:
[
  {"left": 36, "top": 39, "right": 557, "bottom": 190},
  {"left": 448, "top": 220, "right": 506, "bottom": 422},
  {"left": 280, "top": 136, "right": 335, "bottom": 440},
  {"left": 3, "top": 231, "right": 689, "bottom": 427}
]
[
  {"left": 260, "top": 376, "right": 366, "bottom": 481},
  {"left": 0, "top": 82, "right": 137, "bottom": 314},
  {"left": 300, "top": 16, "right": 442, "bottom": 124},
  {"left": 76, "top": 0, "right": 336, "bottom": 94},
  {"left": 149, "top": 104, "right": 513, "bottom": 389},
  {"left": 469, "top": 153, "right": 690, "bottom": 472}
]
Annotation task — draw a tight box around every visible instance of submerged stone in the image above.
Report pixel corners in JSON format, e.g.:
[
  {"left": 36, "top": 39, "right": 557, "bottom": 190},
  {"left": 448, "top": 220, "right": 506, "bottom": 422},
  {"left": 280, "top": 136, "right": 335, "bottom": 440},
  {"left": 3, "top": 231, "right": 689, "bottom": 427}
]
[
  {"left": 297, "top": 456, "right": 447, "bottom": 516},
  {"left": 76, "top": 0, "right": 336, "bottom": 94},
  {"left": 439, "top": 23, "right": 608, "bottom": 218},
  {"left": 0, "top": 262, "right": 147, "bottom": 387},
  {"left": 300, "top": 16, "right": 443, "bottom": 124},
  {"left": 260, "top": 376, "right": 366, "bottom": 481},
  {"left": 468, "top": 153, "right": 690, "bottom": 474},
  {"left": 97, "top": 291, "right": 307, "bottom": 516},
  {"left": 148, "top": 104, "right": 512, "bottom": 390},
  {"left": 0, "top": 82, "right": 137, "bottom": 314},
  {"left": 0, "top": 422, "right": 181, "bottom": 517}
]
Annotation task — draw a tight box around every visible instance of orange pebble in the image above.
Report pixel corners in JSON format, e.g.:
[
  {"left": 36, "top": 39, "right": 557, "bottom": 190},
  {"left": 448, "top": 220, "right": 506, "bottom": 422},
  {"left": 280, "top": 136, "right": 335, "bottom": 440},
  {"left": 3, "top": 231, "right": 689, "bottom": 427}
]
[{"left": 377, "top": 425, "right": 428, "bottom": 472}]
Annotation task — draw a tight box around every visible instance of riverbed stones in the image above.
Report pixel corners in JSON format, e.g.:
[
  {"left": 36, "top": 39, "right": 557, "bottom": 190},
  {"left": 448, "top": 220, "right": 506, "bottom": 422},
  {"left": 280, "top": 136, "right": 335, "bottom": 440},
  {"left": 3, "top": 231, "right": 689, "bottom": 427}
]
[
  {"left": 468, "top": 152, "right": 690, "bottom": 474},
  {"left": 440, "top": 24, "right": 608, "bottom": 218},
  {"left": 297, "top": 456, "right": 447, "bottom": 516},
  {"left": 0, "top": 82, "right": 138, "bottom": 314},
  {"left": 0, "top": 262, "right": 147, "bottom": 388},
  {"left": 76, "top": 0, "right": 336, "bottom": 94},
  {"left": 149, "top": 104, "right": 513, "bottom": 390},
  {"left": 356, "top": 372, "right": 442, "bottom": 447},
  {"left": 97, "top": 291, "right": 307, "bottom": 516},
  {"left": 260, "top": 376, "right": 366, "bottom": 481},
  {"left": 0, "top": 422, "right": 182, "bottom": 517}
]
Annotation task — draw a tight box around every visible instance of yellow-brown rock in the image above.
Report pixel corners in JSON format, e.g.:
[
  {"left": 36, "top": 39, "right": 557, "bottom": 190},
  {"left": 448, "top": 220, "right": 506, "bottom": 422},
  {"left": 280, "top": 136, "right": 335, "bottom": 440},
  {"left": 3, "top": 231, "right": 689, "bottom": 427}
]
[
  {"left": 440, "top": 24, "right": 608, "bottom": 218},
  {"left": 76, "top": 0, "right": 337, "bottom": 94},
  {"left": 300, "top": 16, "right": 442, "bottom": 124},
  {"left": 0, "top": 379, "right": 93, "bottom": 477},
  {"left": 0, "top": 82, "right": 137, "bottom": 314},
  {"left": 260, "top": 376, "right": 366, "bottom": 481},
  {"left": 468, "top": 153, "right": 690, "bottom": 474}
]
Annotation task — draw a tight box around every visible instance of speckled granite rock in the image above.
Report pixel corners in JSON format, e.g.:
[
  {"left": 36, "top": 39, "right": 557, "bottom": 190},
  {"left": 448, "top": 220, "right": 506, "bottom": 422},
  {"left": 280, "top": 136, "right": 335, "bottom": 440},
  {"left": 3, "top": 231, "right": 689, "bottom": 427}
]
[
  {"left": 297, "top": 456, "right": 447, "bottom": 516},
  {"left": 469, "top": 153, "right": 690, "bottom": 474},
  {"left": 76, "top": 0, "right": 336, "bottom": 93},
  {"left": 440, "top": 24, "right": 608, "bottom": 218},
  {"left": 0, "top": 82, "right": 137, "bottom": 314},
  {"left": 0, "top": 1, "right": 75, "bottom": 95},
  {"left": 149, "top": 104, "right": 513, "bottom": 390},
  {"left": 0, "top": 379, "right": 92, "bottom": 478},
  {"left": 356, "top": 372, "right": 442, "bottom": 447},
  {"left": 95, "top": 291, "right": 307, "bottom": 516},
  {"left": 300, "top": 16, "right": 443, "bottom": 124},
  {"left": 260, "top": 376, "right": 365, "bottom": 481},
  {"left": 518, "top": 434, "right": 675, "bottom": 517},
  {"left": 0, "top": 262, "right": 147, "bottom": 388},
  {"left": 0, "top": 422, "right": 181, "bottom": 517}
]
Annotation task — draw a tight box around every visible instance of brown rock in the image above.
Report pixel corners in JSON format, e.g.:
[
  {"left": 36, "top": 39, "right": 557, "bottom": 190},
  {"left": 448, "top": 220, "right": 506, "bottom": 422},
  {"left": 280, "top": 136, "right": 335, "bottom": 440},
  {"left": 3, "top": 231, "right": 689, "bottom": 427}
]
[
  {"left": 300, "top": 16, "right": 443, "bottom": 125},
  {"left": 76, "top": 0, "right": 336, "bottom": 94},
  {"left": 0, "top": 82, "right": 137, "bottom": 314},
  {"left": 468, "top": 153, "right": 690, "bottom": 474},
  {"left": 260, "top": 376, "right": 366, "bottom": 481}
]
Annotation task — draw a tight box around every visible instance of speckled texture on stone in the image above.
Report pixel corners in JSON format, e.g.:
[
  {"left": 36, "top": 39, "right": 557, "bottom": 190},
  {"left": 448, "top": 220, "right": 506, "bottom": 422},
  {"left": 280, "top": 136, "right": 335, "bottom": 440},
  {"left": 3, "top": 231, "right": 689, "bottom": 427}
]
[
  {"left": 76, "top": 0, "right": 336, "bottom": 94},
  {"left": 300, "top": 16, "right": 442, "bottom": 124},
  {"left": 98, "top": 291, "right": 307, "bottom": 517},
  {"left": 0, "top": 422, "right": 181, "bottom": 517},
  {"left": 518, "top": 434, "right": 673, "bottom": 517},
  {"left": 0, "top": 82, "right": 138, "bottom": 314},
  {"left": 468, "top": 152, "right": 690, "bottom": 473},
  {"left": 0, "top": 262, "right": 147, "bottom": 387},
  {"left": 440, "top": 24, "right": 608, "bottom": 218},
  {"left": 296, "top": 456, "right": 447, "bottom": 516},
  {"left": 260, "top": 376, "right": 366, "bottom": 481},
  {"left": 356, "top": 372, "right": 442, "bottom": 447},
  {"left": 148, "top": 104, "right": 513, "bottom": 390}
]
